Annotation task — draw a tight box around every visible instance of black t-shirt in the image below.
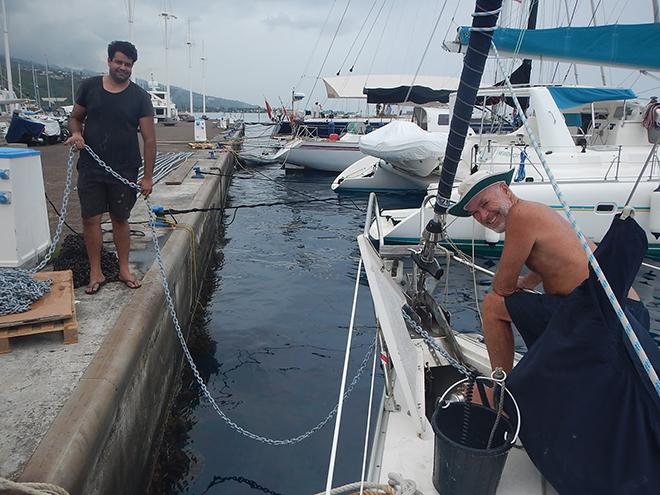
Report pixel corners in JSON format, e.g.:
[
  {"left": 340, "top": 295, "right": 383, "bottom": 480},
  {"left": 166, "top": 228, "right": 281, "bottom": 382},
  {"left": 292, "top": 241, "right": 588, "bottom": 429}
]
[{"left": 76, "top": 76, "right": 153, "bottom": 180}]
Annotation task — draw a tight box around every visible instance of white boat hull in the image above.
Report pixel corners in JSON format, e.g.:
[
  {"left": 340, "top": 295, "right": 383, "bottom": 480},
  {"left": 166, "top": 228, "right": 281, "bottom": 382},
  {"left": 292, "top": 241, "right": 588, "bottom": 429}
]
[
  {"left": 276, "top": 139, "right": 366, "bottom": 172},
  {"left": 332, "top": 156, "right": 437, "bottom": 192},
  {"left": 369, "top": 179, "right": 660, "bottom": 256}
]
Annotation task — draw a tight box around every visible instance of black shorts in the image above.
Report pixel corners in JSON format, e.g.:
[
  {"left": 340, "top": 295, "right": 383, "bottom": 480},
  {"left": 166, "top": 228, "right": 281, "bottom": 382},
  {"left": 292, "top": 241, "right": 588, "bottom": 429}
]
[
  {"left": 504, "top": 291, "right": 650, "bottom": 349},
  {"left": 77, "top": 173, "right": 138, "bottom": 220}
]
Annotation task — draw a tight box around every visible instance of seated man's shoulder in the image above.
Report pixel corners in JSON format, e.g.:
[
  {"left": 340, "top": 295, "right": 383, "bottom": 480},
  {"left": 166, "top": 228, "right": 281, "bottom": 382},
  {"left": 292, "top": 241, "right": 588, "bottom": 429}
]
[{"left": 510, "top": 200, "right": 554, "bottom": 221}]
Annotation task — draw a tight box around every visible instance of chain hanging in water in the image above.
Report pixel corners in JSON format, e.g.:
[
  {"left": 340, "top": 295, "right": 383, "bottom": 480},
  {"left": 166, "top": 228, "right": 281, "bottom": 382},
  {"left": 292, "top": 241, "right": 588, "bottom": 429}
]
[{"left": 83, "top": 144, "right": 377, "bottom": 445}]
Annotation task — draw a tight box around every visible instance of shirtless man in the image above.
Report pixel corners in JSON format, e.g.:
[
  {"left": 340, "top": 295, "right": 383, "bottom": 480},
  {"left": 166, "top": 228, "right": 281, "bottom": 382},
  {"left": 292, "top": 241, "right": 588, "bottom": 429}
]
[{"left": 448, "top": 169, "right": 646, "bottom": 373}]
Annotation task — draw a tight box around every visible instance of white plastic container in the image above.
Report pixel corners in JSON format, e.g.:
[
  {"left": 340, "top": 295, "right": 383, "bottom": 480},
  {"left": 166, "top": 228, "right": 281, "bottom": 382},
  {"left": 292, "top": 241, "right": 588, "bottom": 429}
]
[
  {"left": 0, "top": 147, "right": 51, "bottom": 268},
  {"left": 649, "top": 186, "right": 660, "bottom": 239}
]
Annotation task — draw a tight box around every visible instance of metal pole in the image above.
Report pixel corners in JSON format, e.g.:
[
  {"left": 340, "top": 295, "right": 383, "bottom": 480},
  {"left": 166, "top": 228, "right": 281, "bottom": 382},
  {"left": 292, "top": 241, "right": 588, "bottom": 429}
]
[
  {"left": 589, "top": 0, "right": 607, "bottom": 86},
  {"left": 1, "top": 0, "right": 12, "bottom": 94},
  {"left": 17, "top": 62, "right": 21, "bottom": 98},
  {"left": 70, "top": 68, "right": 75, "bottom": 104},
  {"left": 160, "top": 12, "right": 177, "bottom": 119},
  {"left": 127, "top": 0, "right": 135, "bottom": 41},
  {"left": 186, "top": 19, "right": 193, "bottom": 114},
  {"left": 31, "top": 63, "right": 39, "bottom": 109},
  {"left": 44, "top": 55, "right": 51, "bottom": 109},
  {"left": 200, "top": 40, "right": 206, "bottom": 115}
]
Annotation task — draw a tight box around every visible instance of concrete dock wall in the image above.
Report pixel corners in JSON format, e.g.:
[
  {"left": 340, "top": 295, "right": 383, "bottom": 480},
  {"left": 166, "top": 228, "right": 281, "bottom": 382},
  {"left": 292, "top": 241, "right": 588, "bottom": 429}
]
[{"left": 19, "top": 152, "right": 235, "bottom": 495}]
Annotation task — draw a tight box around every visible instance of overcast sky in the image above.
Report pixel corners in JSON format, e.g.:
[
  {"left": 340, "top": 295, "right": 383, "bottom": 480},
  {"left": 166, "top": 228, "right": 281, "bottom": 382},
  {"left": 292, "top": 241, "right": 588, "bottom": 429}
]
[{"left": 4, "top": 0, "right": 659, "bottom": 108}]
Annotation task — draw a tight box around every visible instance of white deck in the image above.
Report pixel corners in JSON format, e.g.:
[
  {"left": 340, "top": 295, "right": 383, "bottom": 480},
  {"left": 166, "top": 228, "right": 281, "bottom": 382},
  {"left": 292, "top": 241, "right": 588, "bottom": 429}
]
[{"left": 370, "top": 392, "right": 558, "bottom": 494}]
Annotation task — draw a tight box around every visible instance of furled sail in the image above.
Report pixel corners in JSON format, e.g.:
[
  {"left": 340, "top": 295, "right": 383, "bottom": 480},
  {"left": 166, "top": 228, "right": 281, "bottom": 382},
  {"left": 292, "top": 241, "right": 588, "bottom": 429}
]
[{"left": 453, "top": 23, "right": 660, "bottom": 71}]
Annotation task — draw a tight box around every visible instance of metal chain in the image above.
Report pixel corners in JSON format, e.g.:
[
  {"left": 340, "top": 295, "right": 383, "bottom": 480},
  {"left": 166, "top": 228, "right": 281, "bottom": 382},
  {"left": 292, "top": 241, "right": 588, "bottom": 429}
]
[
  {"left": 32, "top": 148, "right": 76, "bottom": 272},
  {"left": 401, "top": 309, "right": 473, "bottom": 378},
  {"left": 81, "top": 145, "right": 377, "bottom": 445}
]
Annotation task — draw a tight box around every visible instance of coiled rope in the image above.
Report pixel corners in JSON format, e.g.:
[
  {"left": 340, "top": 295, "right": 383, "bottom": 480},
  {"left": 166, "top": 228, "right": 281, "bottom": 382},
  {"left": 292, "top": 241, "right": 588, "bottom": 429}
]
[{"left": 0, "top": 477, "right": 69, "bottom": 495}]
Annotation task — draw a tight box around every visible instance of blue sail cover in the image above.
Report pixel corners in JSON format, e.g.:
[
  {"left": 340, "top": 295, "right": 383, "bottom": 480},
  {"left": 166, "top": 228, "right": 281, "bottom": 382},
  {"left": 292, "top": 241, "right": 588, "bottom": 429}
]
[
  {"left": 548, "top": 87, "right": 637, "bottom": 110},
  {"left": 457, "top": 23, "right": 660, "bottom": 71},
  {"left": 507, "top": 216, "right": 660, "bottom": 494}
]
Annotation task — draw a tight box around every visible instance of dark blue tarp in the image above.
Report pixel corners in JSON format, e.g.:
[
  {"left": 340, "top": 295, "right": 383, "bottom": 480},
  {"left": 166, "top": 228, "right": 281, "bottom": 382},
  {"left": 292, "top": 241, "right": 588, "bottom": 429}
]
[
  {"left": 458, "top": 23, "right": 660, "bottom": 71},
  {"left": 5, "top": 114, "right": 44, "bottom": 144},
  {"left": 507, "top": 216, "right": 660, "bottom": 494},
  {"left": 363, "top": 85, "right": 452, "bottom": 105}
]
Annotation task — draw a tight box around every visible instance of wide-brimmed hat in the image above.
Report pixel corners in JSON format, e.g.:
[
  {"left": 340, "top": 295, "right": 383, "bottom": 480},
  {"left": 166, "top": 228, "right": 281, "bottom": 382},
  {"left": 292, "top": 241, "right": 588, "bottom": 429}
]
[{"left": 447, "top": 169, "right": 515, "bottom": 217}]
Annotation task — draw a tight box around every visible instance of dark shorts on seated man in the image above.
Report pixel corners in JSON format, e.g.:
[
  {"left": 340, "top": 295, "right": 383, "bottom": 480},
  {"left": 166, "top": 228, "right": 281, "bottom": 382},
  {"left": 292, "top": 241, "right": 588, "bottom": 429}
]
[{"left": 504, "top": 291, "right": 650, "bottom": 349}]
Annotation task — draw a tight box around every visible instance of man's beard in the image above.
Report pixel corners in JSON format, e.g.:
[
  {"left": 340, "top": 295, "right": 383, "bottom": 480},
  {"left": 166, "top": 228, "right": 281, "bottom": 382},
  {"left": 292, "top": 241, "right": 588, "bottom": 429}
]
[{"left": 487, "top": 201, "right": 512, "bottom": 233}]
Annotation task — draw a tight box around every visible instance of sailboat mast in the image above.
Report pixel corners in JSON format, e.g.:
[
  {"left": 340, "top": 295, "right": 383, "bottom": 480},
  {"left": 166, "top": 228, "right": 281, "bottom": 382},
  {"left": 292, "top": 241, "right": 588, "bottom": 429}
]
[
  {"left": 71, "top": 68, "right": 75, "bottom": 104},
  {"left": 1, "top": 0, "right": 12, "bottom": 94},
  {"left": 434, "top": 0, "right": 502, "bottom": 215},
  {"left": 589, "top": 0, "right": 607, "bottom": 86},
  {"left": 160, "top": 11, "right": 177, "bottom": 119},
  {"left": 45, "top": 55, "right": 51, "bottom": 109},
  {"left": 127, "top": 0, "right": 135, "bottom": 41},
  {"left": 186, "top": 19, "right": 193, "bottom": 114},
  {"left": 200, "top": 40, "right": 206, "bottom": 115},
  {"left": 31, "top": 63, "right": 40, "bottom": 109},
  {"left": 17, "top": 62, "right": 21, "bottom": 97}
]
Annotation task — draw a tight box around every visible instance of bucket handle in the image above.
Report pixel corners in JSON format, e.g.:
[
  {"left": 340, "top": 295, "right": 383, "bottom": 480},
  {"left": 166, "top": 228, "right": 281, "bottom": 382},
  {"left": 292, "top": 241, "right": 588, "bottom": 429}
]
[{"left": 437, "top": 371, "right": 521, "bottom": 446}]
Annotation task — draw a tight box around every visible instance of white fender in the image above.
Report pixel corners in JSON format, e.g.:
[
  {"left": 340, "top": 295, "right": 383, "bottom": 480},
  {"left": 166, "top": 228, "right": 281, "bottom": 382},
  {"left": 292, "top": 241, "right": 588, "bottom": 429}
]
[
  {"left": 484, "top": 227, "right": 501, "bottom": 245},
  {"left": 649, "top": 186, "right": 660, "bottom": 238}
]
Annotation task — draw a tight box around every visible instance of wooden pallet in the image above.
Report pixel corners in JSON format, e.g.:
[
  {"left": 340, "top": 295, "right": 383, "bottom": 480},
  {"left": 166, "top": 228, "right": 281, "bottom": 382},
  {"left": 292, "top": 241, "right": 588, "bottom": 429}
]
[{"left": 0, "top": 270, "right": 78, "bottom": 353}]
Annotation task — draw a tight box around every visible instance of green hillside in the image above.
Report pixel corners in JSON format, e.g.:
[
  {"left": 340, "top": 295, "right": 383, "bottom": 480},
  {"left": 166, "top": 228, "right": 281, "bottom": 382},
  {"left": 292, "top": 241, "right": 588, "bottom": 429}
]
[{"left": 0, "top": 57, "right": 260, "bottom": 112}]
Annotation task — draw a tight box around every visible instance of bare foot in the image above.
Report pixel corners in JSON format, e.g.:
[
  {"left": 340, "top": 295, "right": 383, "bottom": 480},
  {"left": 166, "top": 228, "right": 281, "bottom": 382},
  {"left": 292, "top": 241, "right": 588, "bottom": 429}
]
[
  {"left": 118, "top": 274, "right": 141, "bottom": 289},
  {"left": 85, "top": 277, "right": 107, "bottom": 295}
]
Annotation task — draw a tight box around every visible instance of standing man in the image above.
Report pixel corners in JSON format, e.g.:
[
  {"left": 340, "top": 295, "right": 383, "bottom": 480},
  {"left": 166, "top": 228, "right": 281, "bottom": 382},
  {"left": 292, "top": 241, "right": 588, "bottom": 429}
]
[
  {"left": 65, "top": 40, "right": 155, "bottom": 294},
  {"left": 448, "top": 169, "right": 646, "bottom": 372}
]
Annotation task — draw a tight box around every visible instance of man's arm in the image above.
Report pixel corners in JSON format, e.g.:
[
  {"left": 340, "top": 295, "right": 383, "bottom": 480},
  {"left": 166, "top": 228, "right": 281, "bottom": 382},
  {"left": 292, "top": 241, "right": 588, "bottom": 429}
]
[
  {"left": 492, "top": 206, "right": 537, "bottom": 296},
  {"left": 138, "top": 115, "right": 156, "bottom": 197},
  {"left": 64, "top": 104, "right": 87, "bottom": 149},
  {"left": 518, "top": 271, "right": 542, "bottom": 290}
]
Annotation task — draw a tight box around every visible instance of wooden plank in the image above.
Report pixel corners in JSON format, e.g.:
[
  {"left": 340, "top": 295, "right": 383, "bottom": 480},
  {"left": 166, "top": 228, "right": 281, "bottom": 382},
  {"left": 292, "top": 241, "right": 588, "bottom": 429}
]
[
  {"left": 0, "top": 312, "right": 78, "bottom": 353},
  {"left": 165, "top": 158, "right": 198, "bottom": 185},
  {"left": 0, "top": 270, "right": 74, "bottom": 328}
]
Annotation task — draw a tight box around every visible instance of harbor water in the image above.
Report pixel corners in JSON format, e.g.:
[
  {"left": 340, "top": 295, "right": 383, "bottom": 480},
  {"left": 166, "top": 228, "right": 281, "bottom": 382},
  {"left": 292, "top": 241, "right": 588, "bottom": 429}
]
[{"left": 151, "top": 125, "right": 660, "bottom": 494}]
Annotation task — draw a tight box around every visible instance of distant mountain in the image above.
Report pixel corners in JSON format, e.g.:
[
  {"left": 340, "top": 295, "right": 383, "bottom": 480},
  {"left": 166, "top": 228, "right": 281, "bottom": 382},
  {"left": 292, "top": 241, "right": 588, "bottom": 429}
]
[{"left": 0, "top": 56, "right": 260, "bottom": 112}]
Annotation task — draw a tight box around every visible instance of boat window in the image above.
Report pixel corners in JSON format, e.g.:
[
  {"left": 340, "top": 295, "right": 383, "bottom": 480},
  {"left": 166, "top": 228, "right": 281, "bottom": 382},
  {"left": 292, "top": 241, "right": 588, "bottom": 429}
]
[
  {"left": 595, "top": 203, "right": 616, "bottom": 214},
  {"left": 437, "top": 114, "right": 449, "bottom": 126}
]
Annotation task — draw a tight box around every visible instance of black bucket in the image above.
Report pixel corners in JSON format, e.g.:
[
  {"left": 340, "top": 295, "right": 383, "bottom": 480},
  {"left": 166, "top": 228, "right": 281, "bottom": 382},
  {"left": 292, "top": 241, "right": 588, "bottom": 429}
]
[{"left": 431, "top": 401, "right": 515, "bottom": 495}]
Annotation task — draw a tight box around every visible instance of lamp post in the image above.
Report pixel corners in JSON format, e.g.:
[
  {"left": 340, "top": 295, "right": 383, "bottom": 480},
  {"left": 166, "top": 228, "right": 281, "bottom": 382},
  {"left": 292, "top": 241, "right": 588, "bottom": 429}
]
[
  {"left": 159, "top": 11, "right": 177, "bottom": 119},
  {"left": 200, "top": 40, "right": 206, "bottom": 116}
]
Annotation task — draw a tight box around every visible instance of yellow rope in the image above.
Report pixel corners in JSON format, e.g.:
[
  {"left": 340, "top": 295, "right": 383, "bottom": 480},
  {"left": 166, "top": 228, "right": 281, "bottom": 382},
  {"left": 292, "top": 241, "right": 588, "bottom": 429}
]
[{"left": 163, "top": 219, "right": 198, "bottom": 298}]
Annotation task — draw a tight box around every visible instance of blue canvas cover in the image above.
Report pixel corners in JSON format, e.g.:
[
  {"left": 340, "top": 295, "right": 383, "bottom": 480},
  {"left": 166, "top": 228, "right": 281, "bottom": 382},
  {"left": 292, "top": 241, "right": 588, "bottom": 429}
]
[
  {"left": 507, "top": 216, "right": 660, "bottom": 494},
  {"left": 548, "top": 87, "right": 637, "bottom": 110},
  {"left": 5, "top": 113, "right": 45, "bottom": 144},
  {"left": 458, "top": 23, "right": 660, "bottom": 71}
]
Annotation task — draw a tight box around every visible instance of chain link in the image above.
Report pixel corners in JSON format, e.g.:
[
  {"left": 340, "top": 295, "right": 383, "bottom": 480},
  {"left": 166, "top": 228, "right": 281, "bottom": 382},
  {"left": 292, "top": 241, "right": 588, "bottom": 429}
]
[
  {"left": 80, "top": 145, "right": 375, "bottom": 445},
  {"left": 401, "top": 309, "right": 473, "bottom": 378}
]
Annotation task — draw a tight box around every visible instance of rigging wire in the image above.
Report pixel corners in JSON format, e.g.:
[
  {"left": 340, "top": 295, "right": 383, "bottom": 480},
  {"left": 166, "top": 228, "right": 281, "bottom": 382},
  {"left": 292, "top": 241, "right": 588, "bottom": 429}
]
[
  {"left": 335, "top": 0, "right": 379, "bottom": 76},
  {"left": 345, "top": 0, "right": 390, "bottom": 92},
  {"left": 304, "top": 0, "right": 354, "bottom": 113},
  {"left": 295, "top": 0, "right": 337, "bottom": 90},
  {"left": 363, "top": 0, "right": 394, "bottom": 80},
  {"left": 401, "top": 0, "right": 450, "bottom": 105},
  {"left": 550, "top": 0, "right": 578, "bottom": 84}
]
